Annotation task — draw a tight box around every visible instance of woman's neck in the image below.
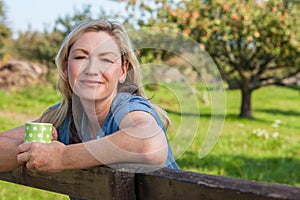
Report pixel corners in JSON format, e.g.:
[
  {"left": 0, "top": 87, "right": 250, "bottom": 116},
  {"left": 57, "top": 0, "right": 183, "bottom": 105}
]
[{"left": 80, "top": 94, "right": 116, "bottom": 139}]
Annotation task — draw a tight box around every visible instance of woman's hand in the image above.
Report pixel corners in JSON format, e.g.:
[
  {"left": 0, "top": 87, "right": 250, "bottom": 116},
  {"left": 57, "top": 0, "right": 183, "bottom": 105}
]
[
  {"left": 17, "top": 141, "right": 65, "bottom": 172},
  {"left": 52, "top": 126, "right": 58, "bottom": 141}
]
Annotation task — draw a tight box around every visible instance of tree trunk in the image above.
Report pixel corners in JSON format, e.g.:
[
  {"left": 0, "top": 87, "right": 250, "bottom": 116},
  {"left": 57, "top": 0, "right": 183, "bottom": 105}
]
[{"left": 239, "top": 86, "right": 252, "bottom": 119}]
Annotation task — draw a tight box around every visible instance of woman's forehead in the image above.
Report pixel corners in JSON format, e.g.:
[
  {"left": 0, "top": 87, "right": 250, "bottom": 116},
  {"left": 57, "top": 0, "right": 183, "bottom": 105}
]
[{"left": 71, "top": 31, "right": 120, "bottom": 55}]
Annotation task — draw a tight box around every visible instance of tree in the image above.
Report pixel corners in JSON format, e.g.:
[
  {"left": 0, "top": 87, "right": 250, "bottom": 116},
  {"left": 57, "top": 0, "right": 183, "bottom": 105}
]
[
  {"left": 54, "top": 4, "right": 122, "bottom": 36},
  {"left": 122, "top": 0, "right": 300, "bottom": 118},
  {"left": 54, "top": 5, "right": 93, "bottom": 37},
  {"left": 13, "top": 5, "right": 96, "bottom": 68},
  {"left": 12, "top": 4, "right": 120, "bottom": 69},
  {"left": 0, "top": 0, "right": 11, "bottom": 59},
  {"left": 12, "top": 30, "right": 63, "bottom": 68}
]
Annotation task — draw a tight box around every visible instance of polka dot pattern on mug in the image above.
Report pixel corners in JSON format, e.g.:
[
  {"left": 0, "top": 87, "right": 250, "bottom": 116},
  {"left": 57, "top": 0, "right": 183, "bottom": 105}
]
[{"left": 24, "top": 123, "right": 52, "bottom": 143}]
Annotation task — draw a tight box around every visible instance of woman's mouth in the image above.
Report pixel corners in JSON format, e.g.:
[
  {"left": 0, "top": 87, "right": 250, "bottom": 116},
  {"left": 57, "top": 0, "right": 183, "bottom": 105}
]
[{"left": 80, "top": 80, "right": 103, "bottom": 87}]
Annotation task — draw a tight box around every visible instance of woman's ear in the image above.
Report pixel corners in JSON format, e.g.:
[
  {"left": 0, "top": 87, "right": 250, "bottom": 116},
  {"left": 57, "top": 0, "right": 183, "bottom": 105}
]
[
  {"left": 63, "top": 62, "right": 68, "bottom": 77},
  {"left": 119, "top": 60, "right": 128, "bottom": 83}
]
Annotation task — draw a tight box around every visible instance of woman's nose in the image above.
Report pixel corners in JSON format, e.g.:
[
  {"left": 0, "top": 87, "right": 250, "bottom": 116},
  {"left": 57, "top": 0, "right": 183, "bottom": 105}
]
[{"left": 84, "top": 57, "right": 101, "bottom": 76}]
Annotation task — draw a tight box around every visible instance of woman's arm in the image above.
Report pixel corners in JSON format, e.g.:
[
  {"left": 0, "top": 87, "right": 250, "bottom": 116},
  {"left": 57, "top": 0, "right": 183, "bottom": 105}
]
[
  {"left": 0, "top": 125, "right": 25, "bottom": 140},
  {"left": 17, "top": 111, "right": 168, "bottom": 172},
  {"left": 63, "top": 110, "right": 168, "bottom": 169},
  {"left": 0, "top": 124, "right": 58, "bottom": 172},
  {"left": 0, "top": 126, "right": 24, "bottom": 171}
]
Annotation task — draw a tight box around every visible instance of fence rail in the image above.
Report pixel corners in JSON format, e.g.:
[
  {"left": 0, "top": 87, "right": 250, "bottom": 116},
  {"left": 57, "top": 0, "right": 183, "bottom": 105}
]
[{"left": 0, "top": 166, "right": 299, "bottom": 200}]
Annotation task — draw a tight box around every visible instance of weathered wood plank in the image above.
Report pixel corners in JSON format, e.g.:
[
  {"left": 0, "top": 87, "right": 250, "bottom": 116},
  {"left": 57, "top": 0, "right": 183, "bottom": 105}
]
[
  {"left": 0, "top": 166, "right": 136, "bottom": 200},
  {"left": 109, "top": 169, "right": 136, "bottom": 200},
  {"left": 135, "top": 168, "right": 300, "bottom": 200},
  {"left": 1, "top": 166, "right": 300, "bottom": 200}
]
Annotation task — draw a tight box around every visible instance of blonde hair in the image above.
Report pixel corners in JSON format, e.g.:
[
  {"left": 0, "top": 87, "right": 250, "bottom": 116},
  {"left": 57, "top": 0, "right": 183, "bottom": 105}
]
[{"left": 40, "top": 19, "right": 170, "bottom": 137}]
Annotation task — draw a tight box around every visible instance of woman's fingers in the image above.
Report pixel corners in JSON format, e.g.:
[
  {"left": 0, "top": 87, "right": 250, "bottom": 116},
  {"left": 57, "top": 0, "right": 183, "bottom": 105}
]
[
  {"left": 25, "top": 160, "right": 36, "bottom": 170},
  {"left": 17, "top": 142, "right": 33, "bottom": 164},
  {"left": 17, "top": 142, "right": 36, "bottom": 165},
  {"left": 16, "top": 141, "right": 65, "bottom": 172},
  {"left": 17, "top": 151, "right": 30, "bottom": 164},
  {"left": 52, "top": 126, "right": 58, "bottom": 141},
  {"left": 17, "top": 142, "right": 32, "bottom": 153}
]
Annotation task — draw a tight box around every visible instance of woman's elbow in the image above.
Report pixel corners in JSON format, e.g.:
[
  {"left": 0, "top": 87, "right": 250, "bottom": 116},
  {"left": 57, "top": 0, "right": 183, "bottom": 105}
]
[{"left": 141, "top": 140, "right": 168, "bottom": 166}]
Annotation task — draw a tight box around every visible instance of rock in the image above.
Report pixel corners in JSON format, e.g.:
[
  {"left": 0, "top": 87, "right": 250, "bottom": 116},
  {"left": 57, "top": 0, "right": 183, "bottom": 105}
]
[{"left": 0, "top": 60, "right": 48, "bottom": 88}]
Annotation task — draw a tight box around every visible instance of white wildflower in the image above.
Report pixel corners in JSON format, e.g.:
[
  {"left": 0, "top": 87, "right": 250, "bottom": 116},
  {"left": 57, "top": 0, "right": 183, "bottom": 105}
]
[
  {"left": 257, "top": 129, "right": 263, "bottom": 137},
  {"left": 264, "top": 132, "right": 269, "bottom": 139},
  {"left": 274, "top": 119, "right": 282, "bottom": 124},
  {"left": 272, "top": 132, "right": 280, "bottom": 139},
  {"left": 272, "top": 119, "right": 282, "bottom": 128}
]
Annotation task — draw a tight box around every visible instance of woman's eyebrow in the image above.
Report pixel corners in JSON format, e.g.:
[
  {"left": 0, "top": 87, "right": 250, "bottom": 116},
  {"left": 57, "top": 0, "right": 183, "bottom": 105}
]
[
  {"left": 98, "top": 52, "right": 119, "bottom": 57},
  {"left": 70, "top": 48, "right": 89, "bottom": 54},
  {"left": 71, "top": 49, "right": 119, "bottom": 56}
]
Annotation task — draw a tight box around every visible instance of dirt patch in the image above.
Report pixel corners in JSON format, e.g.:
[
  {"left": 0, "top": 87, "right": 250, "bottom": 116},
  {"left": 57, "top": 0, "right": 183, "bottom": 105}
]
[
  {"left": 0, "top": 111, "right": 36, "bottom": 123},
  {"left": 0, "top": 60, "right": 48, "bottom": 89}
]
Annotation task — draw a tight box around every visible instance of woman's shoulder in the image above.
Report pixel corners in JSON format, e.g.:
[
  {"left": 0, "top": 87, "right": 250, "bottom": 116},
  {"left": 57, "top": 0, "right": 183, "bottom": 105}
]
[
  {"left": 110, "top": 92, "right": 163, "bottom": 126},
  {"left": 114, "top": 92, "right": 146, "bottom": 101},
  {"left": 48, "top": 102, "right": 61, "bottom": 110},
  {"left": 111, "top": 92, "right": 151, "bottom": 111}
]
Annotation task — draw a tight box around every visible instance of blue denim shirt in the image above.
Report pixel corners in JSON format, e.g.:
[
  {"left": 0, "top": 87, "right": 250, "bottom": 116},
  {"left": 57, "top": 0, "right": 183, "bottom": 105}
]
[{"left": 54, "top": 92, "right": 179, "bottom": 169}]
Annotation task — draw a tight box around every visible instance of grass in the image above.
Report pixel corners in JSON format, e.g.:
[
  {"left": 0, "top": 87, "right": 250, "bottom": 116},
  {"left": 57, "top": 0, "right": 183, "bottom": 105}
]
[
  {"left": 0, "top": 86, "right": 68, "bottom": 200},
  {"left": 0, "top": 181, "right": 68, "bottom": 200},
  {"left": 0, "top": 83, "right": 299, "bottom": 199},
  {"left": 148, "top": 83, "right": 300, "bottom": 187}
]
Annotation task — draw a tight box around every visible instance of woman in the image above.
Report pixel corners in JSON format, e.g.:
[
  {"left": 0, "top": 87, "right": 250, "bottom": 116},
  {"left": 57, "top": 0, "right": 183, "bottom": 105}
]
[{"left": 0, "top": 19, "right": 178, "bottom": 172}]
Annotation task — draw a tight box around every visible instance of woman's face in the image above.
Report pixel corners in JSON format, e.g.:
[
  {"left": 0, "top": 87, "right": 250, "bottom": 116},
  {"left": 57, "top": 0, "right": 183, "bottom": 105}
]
[{"left": 67, "top": 31, "right": 127, "bottom": 102}]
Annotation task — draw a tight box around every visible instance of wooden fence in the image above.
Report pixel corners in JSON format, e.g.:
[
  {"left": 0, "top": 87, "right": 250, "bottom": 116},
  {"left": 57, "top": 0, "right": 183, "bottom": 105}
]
[{"left": 0, "top": 166, "right": 299, "bottom": 200}]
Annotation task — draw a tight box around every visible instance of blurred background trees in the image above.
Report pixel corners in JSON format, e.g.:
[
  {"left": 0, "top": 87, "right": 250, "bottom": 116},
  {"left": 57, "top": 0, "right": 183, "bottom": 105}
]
[
  {"left": 2, "top": 2, "right": 119, "bottom": 68},
  {"left": 6, "top": 4, "right": 95, "bottom": 68},
  {"left": 0, "top": 0, "right": 299, "bottom": 118},
  {"left": 122, "top": 0, "right": 300, "bottom": 118},
  {"left": 0, "top": 0, "right": 11, "bottom": 59}
]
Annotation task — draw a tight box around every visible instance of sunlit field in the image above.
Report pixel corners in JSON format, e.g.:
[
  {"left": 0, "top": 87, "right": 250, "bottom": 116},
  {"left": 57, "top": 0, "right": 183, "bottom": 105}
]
[{"left": 0, "top": 84, "right": 299, "bottom": 199}]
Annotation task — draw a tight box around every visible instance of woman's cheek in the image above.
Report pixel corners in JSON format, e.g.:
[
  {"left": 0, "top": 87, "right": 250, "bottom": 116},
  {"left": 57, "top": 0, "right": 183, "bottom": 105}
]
[{"left": 67, "top": 63, "right": 78, "bottom": 90}]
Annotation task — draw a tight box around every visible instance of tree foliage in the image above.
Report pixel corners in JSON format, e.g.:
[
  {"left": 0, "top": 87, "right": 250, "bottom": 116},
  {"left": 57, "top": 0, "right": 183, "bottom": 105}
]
[
  {"left": 12, "top": 30, "right": 63, "bottom": 68},
  {"left": 11, "top": 4, "right": 119, "bottom": 68},
  {"left": 54, "top": 5, "right": 94, "bottom": 37},
  {"left": 53, "top": 4, "right": 121, "bottom": 36},
  {"left": 0, "top": 0, "right": 11, "bottom": 59},
  {"left": 122, "top": 0, "right": 300, "bottom": 118},
  {"left": 11, "top": 5, "right": 95, "bottom": 68}
]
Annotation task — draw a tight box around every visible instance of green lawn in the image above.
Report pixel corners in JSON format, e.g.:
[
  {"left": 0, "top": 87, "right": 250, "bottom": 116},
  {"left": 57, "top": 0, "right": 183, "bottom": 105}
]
[
  {"left": 0, "top": 86, "right": 69, "bottom": 199},
  {"left": 0, "top": 84, "right": 299, "bottom": 199},
  {"left": 146, "top": 83, "right": 300, "bottom": 187}
]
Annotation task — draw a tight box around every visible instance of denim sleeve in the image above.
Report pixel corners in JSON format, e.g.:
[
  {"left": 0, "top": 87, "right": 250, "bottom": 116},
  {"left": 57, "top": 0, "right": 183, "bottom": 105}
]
[{"left": 111, "top": 93, "right": 164, "bottom": 129}]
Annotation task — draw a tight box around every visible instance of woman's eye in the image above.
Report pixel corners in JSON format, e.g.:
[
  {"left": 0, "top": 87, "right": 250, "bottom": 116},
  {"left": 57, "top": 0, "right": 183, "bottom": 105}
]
[
  {"left": 74, "top": 56, "right": 86, "bottom": 60},
  {"left": 102, "top": 58, "right": 113, "bottom": 63}
]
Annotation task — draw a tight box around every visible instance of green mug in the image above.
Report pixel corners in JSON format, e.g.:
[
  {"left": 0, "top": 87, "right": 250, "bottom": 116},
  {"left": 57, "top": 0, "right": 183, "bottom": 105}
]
[{"left": 24, "top": 122, "right": 52, "bottom": 143}]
